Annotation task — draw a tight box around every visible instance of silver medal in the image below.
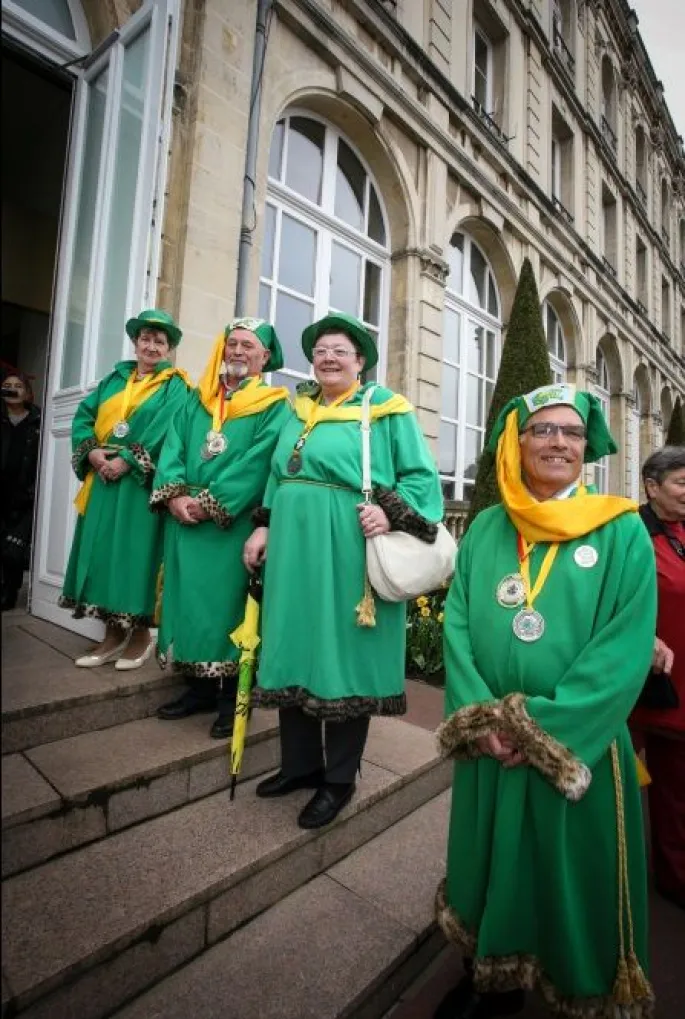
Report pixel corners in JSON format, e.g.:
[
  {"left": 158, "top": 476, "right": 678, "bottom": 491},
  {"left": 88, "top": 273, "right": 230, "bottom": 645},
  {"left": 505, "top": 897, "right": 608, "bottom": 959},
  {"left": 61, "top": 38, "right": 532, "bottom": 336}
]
[
  {"left": 200, "top": 444, "right": 213, "bottom": 461},
  {"left": 112, "top": 421, "right": 130, "bottom": 439},
  {"left": 512, "top": 608, "right": 545, "bottom": 643},
  {"left": 496, "top": 573, "right": 525, "bottom": 608},
  {"left": 574, "top": 545, "right": 598, "bottom": 569},
  {"left": 207, "top": 433, "right": 227, "bottom": 455}
]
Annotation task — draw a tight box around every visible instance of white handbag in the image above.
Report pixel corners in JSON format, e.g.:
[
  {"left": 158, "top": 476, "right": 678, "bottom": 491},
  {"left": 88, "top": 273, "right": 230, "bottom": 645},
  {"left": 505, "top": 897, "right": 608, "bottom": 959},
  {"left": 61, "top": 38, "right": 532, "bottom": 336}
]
[{"left": 360, "top": 387, "right": 457, "bottom": 602}]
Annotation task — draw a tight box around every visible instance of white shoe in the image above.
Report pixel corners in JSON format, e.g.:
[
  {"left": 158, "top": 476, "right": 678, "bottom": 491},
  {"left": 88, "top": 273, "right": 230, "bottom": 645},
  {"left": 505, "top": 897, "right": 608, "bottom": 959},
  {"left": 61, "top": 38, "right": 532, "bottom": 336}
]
[
  {"left": 75, "top": 635, "right": 130, "bottom": 668},
  {"left": 114, "top": 639, "right": 155, "bottom": 671}
]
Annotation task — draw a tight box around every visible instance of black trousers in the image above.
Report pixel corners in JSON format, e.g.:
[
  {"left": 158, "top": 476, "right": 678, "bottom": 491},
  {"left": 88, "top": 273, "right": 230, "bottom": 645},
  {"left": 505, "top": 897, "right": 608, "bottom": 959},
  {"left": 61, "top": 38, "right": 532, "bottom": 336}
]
[
  {"left": 186, "top": 675, "right": 238, "bottom": 716},
  {"left": 278, "top": 706, "right": 369, "bottom": 785},
  {"left": 1, "top": 559, "right": 24, "bottom": 606}
]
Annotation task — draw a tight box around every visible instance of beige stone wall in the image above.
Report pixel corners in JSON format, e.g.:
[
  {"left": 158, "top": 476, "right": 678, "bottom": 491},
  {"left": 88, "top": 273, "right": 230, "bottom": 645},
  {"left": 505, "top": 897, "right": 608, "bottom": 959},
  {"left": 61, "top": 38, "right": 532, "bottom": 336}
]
[{"left": 158, "top": 0, "right": 684, "bottom": 494}]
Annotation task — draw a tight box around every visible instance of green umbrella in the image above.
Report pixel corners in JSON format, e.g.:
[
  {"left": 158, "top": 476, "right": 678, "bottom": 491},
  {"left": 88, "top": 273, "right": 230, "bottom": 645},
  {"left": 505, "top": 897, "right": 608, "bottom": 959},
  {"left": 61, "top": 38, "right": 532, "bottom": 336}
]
[{"left": 228, "top": 574, "right": 263, "bottom": 800}]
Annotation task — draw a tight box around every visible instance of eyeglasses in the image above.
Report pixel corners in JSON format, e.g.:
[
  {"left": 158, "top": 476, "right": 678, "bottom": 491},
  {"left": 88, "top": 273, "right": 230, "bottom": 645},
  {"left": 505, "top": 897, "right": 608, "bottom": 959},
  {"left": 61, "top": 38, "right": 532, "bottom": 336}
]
[
  {"left": 521, "top": 422, "right": 587, "bottom": 441},
  {"left": 312, "top": 347, "right": 358, "bottom": 360}
]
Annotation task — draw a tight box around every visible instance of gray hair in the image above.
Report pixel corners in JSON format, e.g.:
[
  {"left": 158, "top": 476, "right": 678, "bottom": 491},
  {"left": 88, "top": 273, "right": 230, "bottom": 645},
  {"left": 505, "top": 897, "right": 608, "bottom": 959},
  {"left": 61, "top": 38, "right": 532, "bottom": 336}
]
[{"left": 642, "top": 446, "right": 685, "bottom": 487}]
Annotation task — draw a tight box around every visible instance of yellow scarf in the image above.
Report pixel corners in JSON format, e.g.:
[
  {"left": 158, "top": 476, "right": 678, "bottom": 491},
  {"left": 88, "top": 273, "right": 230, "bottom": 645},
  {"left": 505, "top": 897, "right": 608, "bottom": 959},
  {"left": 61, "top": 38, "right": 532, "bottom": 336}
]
[
  {"left": 496, "top": 408, "right": 636, "bottom": 542},
  {"left": 75, "top": 366, "right": 188, "bottom": 515},
  {"left": 294, "top": 390, "right": 412, "bottom": 424},
  {"left": 197, "top": 334, "right": 289, "bottom": 425}
]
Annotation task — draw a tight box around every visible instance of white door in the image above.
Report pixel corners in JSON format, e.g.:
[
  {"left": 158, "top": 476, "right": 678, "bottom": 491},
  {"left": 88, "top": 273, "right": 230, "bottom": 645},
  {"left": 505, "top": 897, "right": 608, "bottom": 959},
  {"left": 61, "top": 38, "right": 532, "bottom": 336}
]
[{"left": 31, "top": 0, "right": 180, "bottom": 634}]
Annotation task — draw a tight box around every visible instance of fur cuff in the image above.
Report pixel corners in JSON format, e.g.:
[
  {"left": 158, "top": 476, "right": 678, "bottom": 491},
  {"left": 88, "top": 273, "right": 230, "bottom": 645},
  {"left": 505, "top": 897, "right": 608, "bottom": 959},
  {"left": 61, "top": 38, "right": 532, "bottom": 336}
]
[
  {"left": 502, "top": 693, "right": 591, "bottom": 802},
  {"left": 149, "top": 482, "right": 189, "bottom": 511},
  {"left": 129, "top": 443, "right": 154, "bottom": 476},
  {"left": 374, "top": 487, "right": 439, "bottom": 543},
  {"left": 436, "top": 700, "right": 503, "bottom": 760},
  {"left": 197, "top": 489, "right": 232, "bottom": 530},
  {"left": 251, "top": 506, "right": 271, "bottom": 527},
  {"left": 72, "top": 437, "right": 98, "bottom": 474},
  {"left": 435, "top": 879, "right": 477, "bottom": 953}
]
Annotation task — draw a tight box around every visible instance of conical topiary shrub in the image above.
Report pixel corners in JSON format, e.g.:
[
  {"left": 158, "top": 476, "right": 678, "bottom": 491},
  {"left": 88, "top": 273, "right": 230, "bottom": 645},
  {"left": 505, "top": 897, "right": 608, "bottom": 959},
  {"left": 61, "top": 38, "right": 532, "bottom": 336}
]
[
  {"left": 464, "top": 257, "right": 552, "bottom": 531},
  {"left": 665, "top": 395, "right": 685, "bottom": 446}
]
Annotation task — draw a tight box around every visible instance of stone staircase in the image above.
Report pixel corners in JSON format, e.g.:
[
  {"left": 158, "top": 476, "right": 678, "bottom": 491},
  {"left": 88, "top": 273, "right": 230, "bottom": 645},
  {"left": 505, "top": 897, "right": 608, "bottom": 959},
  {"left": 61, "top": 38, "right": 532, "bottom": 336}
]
[{"left": 1, "top": 613, "right": 452, "bottom": 1019}]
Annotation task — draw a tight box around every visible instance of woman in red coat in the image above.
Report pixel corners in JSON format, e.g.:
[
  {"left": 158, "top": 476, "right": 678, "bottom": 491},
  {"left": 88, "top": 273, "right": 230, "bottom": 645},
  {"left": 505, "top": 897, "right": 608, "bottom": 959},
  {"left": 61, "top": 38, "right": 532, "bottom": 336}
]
[{"left": 631, "top": 445, "right": 685, "bottom": 909}]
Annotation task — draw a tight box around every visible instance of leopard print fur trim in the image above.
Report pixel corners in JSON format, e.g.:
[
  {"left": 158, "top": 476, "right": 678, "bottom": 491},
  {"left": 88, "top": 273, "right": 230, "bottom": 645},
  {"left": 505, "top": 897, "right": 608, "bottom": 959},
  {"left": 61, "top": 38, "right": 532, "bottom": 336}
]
[
  {"left": 71, "top": 437, "right": 98, "bottom": 473},
  {"left": 252, "top": 506, "right": 271, "bottom": 527},
  {"left": 252, "top": 686, "right": 407, "bottom": 721},
  {"left": 149, "top": 482, "right": 189, "bottom": 510},
  {"left": 435, "top": 700, "right": 503, "bottom": 760},
  {"left": 197, "top": 489, "right": 233, "bottom": 530},
  {"left": 172, "top": 659, "right": 239, "bottom": 679},
  {"left": 435, "top": 881, "right": 655, "bottom": 1018},
  {"left": 502, "top": 693, "right": 591, "bottom": 802},
  {"left": 129, "top": 443, "right": 154, "bottom": 476},
  {"left": 374, "top": 487, "right": 439, "bottom": 543},
  {"left": 58, "top": 596, "right": 153, "bottom": 630}
]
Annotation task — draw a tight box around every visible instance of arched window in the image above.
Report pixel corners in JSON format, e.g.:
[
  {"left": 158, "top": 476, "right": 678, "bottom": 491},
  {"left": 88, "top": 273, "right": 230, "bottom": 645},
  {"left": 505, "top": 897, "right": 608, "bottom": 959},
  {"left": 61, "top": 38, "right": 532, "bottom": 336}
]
[
  {"left": 543, "top": 301, "right": 567, "bottom": 382},
  {"left": 260, "top": 113, "right": 390, "bottom": 392},
  {"left": 593, "top": 349, "right": 610, "bottom": 493},
  {"left": 634, "top": 125, "right": 647, "bottom": 205},
  {"left": 439, "top": 232, "right": 501, "bottom": 502},
  {"left": 600, "top": 56, "right": 617, "bottom": 152},
  {"left": 661, "top": 178, "right": 670, "bottom": 246},
  {"left": 2, "top": 0, "right": 90, "bottom": 64}
]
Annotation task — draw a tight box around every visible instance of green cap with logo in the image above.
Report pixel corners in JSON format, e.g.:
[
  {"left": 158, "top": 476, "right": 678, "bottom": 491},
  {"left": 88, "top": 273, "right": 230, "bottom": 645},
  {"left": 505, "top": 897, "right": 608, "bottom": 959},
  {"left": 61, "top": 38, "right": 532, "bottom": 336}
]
[
  {"left": 487, "top": 383, "right": 618, "bottom": 463},
  {"left": 225, "top": 317, "right": 284, "bottom": 372},
  {"left": 125, "top": 309, "right": 182, "bottom": 348}
]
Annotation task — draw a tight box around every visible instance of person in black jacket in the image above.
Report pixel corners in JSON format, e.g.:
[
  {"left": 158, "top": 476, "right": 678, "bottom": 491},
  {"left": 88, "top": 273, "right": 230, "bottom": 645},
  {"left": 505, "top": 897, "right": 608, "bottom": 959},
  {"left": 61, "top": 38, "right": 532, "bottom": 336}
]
[{"left": 1, "top": 370, "right": 41, "bottom": 610}]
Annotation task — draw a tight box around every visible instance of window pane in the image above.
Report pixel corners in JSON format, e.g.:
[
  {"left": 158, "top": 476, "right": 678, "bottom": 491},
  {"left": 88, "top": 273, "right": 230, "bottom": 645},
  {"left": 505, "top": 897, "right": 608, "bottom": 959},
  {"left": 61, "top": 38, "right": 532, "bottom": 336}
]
[
  {"left": 335, "top": 138, "right": 365, "bottom": 231},
  {"left": 330, "top": 242, "right": 361, "bottom": 315},
  {"left": 443, "top": 307, "right": 460, "bottom": 363},
  {"left": 61, "top": 68, "right": 109, "bottom": 388},
  {"left": 485, "top": 330, "right": 497, "bottom": 378},
  {"left": 368, "top": 184, "right": 386, "bottom": 245},
  {"left": 485, "top": 380, "right": 494, "bottom": 414},
  {"left": 439, "top": 421, "right": 457, "bottom": 475},
  {"left": 258, "top": 283, "right": 271, "bottom": 320},
  {"left": 441, "top": 364, "right": 459, "bottom": 419},
  {"left": 278, "top": 215, "right": 316, "bottom": 296},
  {"left": 464, "top": 428, "right": 482, "bottom": 480},
  {"left": 475, "top": 32, "right": 489, "bottom": 77},
  {"left": 469, "top": 244, "right": 487, "bottom": 308},
  {"left": 15, "top": 0, "right": 76, "bottom": 39},
  {"left": 466, "top": 375, "right": 483, "bottom": 427},
  {"left": 442, "top": 478, "right": 456, "bottom": 500},
  {"left": 261, "top": 204, "right": 276, "bottom": 279},
  {"left": 268, "top": 119, "right": 284, "bottom": 180},
  {"left": 466, "top": 322, "right": 485, "bottom": 373},
  {"left": 270, "top": 372, "right": 300, "bottom": 398},
  {"left": 447, "top": 234, "right": 464, "bottom": 294},
  {"left": 95, "top": 31, "right": 150, "bottom": 379},
  {"left": 274, "top": 291, "right": 313, "bottom": 376},
  {"left": 285, "top": 117, "right": 324, "bottom": 204},
  {"left": 487, "top": 273, "right": 499, "bottom": 317},
  {"left": 363, "top": 261, "right": 381, "bottom": 326}
]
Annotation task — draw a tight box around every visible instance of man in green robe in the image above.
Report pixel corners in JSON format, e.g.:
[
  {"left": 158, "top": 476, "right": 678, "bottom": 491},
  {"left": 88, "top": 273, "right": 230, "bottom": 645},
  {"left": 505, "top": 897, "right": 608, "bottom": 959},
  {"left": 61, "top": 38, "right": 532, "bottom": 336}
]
[
  {"left": 151, "top": 318, "right": 290, "bottom": 738},
  {"left": 435, "top": 384, "right": 657, "bottom": 1019}
]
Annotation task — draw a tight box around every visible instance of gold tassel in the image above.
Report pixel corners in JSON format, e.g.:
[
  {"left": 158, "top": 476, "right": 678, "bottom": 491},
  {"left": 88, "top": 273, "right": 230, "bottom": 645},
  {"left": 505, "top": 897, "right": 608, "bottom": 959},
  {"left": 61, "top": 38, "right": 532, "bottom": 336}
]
[
  {"left": 627, "top": 952, "right": 651, "bottom": 999},
  {"left": 613, "top": 958, "right": 633, "bottom": 1005},
  {"left": 153, "top": 564, "right": 164, "bottom": 626},
  {"left": 356, "top": 574, "right": 376, "bottom": 627}
]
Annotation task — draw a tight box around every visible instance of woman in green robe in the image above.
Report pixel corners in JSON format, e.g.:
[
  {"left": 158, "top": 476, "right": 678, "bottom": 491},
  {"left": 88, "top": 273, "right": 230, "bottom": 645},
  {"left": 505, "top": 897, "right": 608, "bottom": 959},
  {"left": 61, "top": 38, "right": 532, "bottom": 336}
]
[
  {"left": 60, "top": 310, "right": 190, "bottom": 670},
  {"left": 434, "top": 384, "right": 657, "bottom": 1019},
  {"left": 244, "top": 312, "right": 444, "bottom": 830}
]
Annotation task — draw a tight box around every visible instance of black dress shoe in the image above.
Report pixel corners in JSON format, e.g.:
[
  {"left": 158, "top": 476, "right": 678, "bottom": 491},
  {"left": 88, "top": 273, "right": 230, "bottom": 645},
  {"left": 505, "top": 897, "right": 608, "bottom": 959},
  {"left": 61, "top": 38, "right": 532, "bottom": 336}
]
[
  {"left": 256, "top": 769, "right": 325, "bottom": 798},
  {"left": 209, "top": 714, "right": 234, "bottom": 739},
  {"left": 438, "top": 989, "right": 525, "bottom": 1019},
  {"left": 297, "top": 782, "right": 355, "bottom": 829},
  {"left": 434, "top": 975, "right": 474, "bottom": 1019},
  {"left": 157, "top": 690, "right": 217, "bottom": 720}
]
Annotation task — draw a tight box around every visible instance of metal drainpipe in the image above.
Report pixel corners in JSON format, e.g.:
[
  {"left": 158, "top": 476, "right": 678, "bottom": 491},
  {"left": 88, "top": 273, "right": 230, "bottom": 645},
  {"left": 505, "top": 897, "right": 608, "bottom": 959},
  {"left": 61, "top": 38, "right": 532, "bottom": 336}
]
[{"left": 234, "top": 0, "right": 272, "bottom": 316}]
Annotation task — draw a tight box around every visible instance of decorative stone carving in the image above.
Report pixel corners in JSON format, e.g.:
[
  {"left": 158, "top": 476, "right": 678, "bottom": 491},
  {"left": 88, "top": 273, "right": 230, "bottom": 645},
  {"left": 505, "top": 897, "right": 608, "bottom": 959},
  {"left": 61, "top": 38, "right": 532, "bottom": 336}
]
[
  {"left": 620, "top": 57, "right": 638, "bottom": 91},
  {"left": 650, "top": 120, "right": 666, "bottom": 154},
  {"left": 419, "top": 252, "right": 450, "bottom": 286}
]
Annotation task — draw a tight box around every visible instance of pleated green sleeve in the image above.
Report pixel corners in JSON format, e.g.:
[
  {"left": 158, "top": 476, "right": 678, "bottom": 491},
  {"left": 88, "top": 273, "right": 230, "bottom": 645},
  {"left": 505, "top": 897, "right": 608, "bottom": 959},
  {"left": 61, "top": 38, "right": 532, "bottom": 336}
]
[
  {"left": 118, "top": 374, "right": 191, "bottom": 485},
  {"left": 150, "top": 397, "right": 191, "bottom": 497},
  {"left": 386, "top": 411, "right": 444, "bottom": 523},
  {"left": 71, "top": 380, "right": 107, "bottom": 480}
]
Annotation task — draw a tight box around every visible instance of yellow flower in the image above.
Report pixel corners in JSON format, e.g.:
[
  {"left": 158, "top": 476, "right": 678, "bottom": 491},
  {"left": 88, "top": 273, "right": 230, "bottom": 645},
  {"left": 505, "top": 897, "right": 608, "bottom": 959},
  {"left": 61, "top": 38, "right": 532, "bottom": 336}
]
[
  {"left": 416, "top": 596, "right": 429, "bottom": 608},
  {"left": 437, "top": 612, "right": 444, "bottom": 623},
  {"left": 420, "top": 606, "right": 431, "bottom": 618}
]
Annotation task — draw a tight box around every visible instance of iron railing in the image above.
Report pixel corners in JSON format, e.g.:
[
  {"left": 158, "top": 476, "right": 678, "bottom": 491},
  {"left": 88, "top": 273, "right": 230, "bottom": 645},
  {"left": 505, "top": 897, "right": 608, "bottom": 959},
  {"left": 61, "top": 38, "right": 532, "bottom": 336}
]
[
  {"left": 602, "top": 255, "right": 617, "bottom": 278},
  {"left": 471, "top": 96, "right": 508, "bottom": 145},
  {"left": 552, "top": 194, "right": 574, "bottom": 224},
  {"left": 601, "top": 115, "right": 617, "bottom": 153}
]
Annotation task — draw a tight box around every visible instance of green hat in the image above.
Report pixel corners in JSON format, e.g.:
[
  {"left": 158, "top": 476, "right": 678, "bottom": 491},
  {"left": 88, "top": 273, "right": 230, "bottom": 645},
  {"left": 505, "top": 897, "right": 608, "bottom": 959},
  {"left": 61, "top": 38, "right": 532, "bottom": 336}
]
[
  {"left": 487, "top": 383, "right": 618, "bottom": 463},
  {"left": 301, "top": 312, "right": 378, "bottom": 371},
  {"left": 125, "top": 309, "right": 182, "bottom": 348},
  {"left": 225, "top": 317, "right": 284, "bottom": 372}
]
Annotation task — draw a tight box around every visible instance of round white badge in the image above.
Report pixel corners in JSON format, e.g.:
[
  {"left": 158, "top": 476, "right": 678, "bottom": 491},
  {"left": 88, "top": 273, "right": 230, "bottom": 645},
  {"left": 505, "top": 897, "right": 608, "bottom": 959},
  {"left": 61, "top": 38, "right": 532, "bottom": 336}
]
[{"left": 574, "top": 545, "right": 598, "bottom": 569}]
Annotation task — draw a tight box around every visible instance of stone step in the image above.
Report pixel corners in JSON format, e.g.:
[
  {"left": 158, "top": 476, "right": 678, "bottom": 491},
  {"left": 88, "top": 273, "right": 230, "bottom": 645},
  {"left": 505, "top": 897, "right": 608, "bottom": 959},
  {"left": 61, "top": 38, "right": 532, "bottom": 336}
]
[
  {"left": 111, "top": 790, "right": 452, "bottom": 1019},
  {"left": 1, "top": 616, "right": 185, "bottom": 754},
  {"left": 0, "top": 718, "right": 450, "bottom": 1019},
  {"left": 1, "top": 711, "right": 280, "bottom": 877}
]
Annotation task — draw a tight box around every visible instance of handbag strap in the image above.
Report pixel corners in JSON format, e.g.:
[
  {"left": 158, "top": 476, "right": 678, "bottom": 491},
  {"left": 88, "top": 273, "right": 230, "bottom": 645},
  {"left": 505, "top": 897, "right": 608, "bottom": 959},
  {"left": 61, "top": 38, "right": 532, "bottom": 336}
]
[{"left": 360, "top": 385, "right": 378, "bottom": 503}]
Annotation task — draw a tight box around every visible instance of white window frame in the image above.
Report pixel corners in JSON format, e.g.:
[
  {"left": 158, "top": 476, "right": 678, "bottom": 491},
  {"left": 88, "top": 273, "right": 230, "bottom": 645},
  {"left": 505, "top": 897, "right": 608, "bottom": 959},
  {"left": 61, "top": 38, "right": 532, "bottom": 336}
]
[
  {"left": 551, "top": 135, "right": 562, "bottom": 202},
  {"left": 593, "top": 350, "right": 610, "bottom": 494},
  {"left": 542, "top": 301, "right": 567, "bottom": 383},
  {"left": 629, "top": 380, "right": 642, "bottom": 501},
  {"left": 472, "top": 25, "right": 493, "bottom": 113},
  {"left": 1, "top": 0, "right": 90, "bottom": 65},
  {"left": 260, "top": 112, "right": 391, "bottom": 390},
  {"left": 440, "top": 233, "right": 502, "bottom": 502}
]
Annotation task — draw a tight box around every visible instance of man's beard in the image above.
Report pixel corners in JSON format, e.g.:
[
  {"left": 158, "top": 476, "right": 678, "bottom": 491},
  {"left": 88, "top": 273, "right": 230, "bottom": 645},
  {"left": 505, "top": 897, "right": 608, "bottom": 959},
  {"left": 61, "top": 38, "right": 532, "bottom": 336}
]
[{"left": 224, "top": 362, "right": 249, "bottom": 380}]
